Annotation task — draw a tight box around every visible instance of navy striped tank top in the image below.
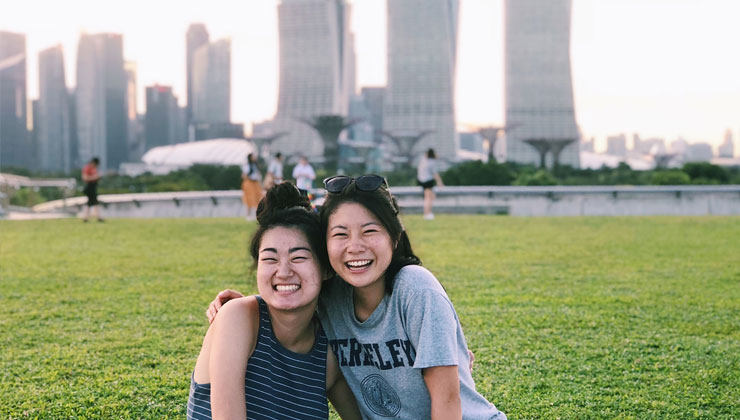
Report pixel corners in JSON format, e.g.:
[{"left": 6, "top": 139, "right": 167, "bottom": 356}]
[{"left": 187, "top": 296, "right": 329, "bottom": 420}]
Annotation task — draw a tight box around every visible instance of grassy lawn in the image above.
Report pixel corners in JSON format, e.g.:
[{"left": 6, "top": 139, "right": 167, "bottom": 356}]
[{"left": 1, "top": 216, "right": 738, "bottom": 419}]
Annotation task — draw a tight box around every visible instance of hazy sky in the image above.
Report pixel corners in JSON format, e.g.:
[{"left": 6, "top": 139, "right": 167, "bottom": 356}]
[{"left": 3, "top": 0, "right": 739, "bottom": 152}]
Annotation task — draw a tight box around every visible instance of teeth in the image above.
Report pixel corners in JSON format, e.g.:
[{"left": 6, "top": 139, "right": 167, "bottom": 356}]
[
  {"left": 275, "top": 284, "right": 300, "bottom": 292},
  {"left": 347, "top": 260, "right": 371, "bottom": 268}
]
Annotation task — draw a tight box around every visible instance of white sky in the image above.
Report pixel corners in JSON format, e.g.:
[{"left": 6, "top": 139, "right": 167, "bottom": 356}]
[{"left": 3, "top": 0, "right": 739, "bottom": 152}]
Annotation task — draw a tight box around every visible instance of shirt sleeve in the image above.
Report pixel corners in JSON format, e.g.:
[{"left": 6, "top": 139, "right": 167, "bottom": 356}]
[{"left": 403, "top": 289, "right": 460, "bottom": 369}]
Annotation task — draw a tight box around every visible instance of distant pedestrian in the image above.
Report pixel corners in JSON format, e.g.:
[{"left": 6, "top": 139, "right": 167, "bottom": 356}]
[
  {"left": 263, "top": 152, "right": 284, "bottom": 190},
  {"left": 292, "top": 155, "right": 315, "bottom": 197},
  {"left": 81, "top": 157, "right": 104, "bottom": 222},
  {"left": 241, "top": 153, "right": 263, "bottom": 221},
  {"left": 417, "top": 148, "right": 444, "bottom": 220}
]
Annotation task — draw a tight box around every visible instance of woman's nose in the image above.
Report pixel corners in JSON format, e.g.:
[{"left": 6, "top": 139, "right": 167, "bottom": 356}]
[
  {"left": 346, "top": 235, "right": 366, "bottom": 253},
  {"left": 275, "top": 261, "right": 293, "bottom": 278}
]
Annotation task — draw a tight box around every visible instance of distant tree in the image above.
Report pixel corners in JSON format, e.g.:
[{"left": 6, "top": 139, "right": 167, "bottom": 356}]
[
  {"left": 650, "top": 170, "right": 691, "bottom": 185},
  {"left": 440, "top": 160, "right": 516, "bottom": 186},
  {"left": 681, "top": 162, "right": 729, "bottom": 184},
  {"left": 514, "top": 169, "right": 558, "bottom": 186}
]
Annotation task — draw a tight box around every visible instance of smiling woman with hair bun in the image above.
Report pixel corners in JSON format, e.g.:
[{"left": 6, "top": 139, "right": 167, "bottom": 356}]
[{"left": 188, "top": 182, "right": 361, "bottom": 420}]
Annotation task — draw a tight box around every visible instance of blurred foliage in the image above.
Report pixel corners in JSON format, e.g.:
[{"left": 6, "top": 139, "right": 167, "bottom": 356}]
[{"left": 4, "top": 161, "right": 739, "bottom": 199}]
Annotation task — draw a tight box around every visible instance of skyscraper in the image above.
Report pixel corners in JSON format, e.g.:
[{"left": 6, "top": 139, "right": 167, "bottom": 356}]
[
  {"left": 186, "top": 24, "right": 209, "bottom": 133},
  {"left": 125, "top": 61, "right": 144, "bottom": 161},
  {"left": 38, "top": 45, "right": 71, "bottom": 172},
  {"left": 76, "top": 33, "right": 128, "bottom": 171},
  {"left": 145, "top": 85, "right": 178, "bottom": 149},
  {"left": 504, "top": 0, "right": 580, "bottom": 168},
  {"left": 718, "top": 129, "right": 734, "bottom": 158},
  {"left": 269, "top": 0, "right": 355, "bottom": 158},
  {"left": 0, "top": 31, "right": 29, "bottom": 169},
  {"left": 384, "top": 0, "right": 459, "bottom": 161},
  {"left": 192, "top": 38, "right": 231, "bottom": 125}
]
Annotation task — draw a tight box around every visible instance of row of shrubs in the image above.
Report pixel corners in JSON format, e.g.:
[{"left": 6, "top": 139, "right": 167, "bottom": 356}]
[{"left": 5, "top": 161, "right": 739, "bottom": 207}]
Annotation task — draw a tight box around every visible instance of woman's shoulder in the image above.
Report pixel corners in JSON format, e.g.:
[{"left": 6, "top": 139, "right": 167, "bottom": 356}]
[
  {"left": 394, "top": 265, "right": 445, "bottom": 294},
  {"left": 217, "top": 295, "right": 260, "bottom": 326}
]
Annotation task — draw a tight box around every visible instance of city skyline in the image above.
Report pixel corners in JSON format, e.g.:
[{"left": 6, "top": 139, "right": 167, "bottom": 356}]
[{"left": 3, "top": 0, "right": 740, "bottom": 153}]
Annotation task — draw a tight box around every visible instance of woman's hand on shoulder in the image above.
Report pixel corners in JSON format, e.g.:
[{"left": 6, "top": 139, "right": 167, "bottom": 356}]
[{"left": 206, "top": 289, "right": 245, "bottom": 324}]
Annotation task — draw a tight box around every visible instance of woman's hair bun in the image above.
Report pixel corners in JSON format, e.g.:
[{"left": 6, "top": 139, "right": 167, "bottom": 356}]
[{"left": 256, "top": 182, "right": 311, "bottom": 224}]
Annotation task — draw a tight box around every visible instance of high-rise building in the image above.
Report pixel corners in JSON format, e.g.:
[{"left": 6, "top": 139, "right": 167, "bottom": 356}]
[
  {"left": 192, "top": 38, "right": 231, "bottom": 126},
  {"left": 504, "top": 0, "right": 580, "bottom": 168},
  {"left": 269, "top": 0, "right": 355, "bottom": 158},
  {"left": 38, "top": 45, "right": 71, "bottom": 173},
  {"left": 686, "top": 142, "right": 714, "bottom": 162},
  {"left": 606, "top": 134, "right": 627, "bottom": 157},
  {"left": 125, "top": 61, "right": 145, "bottom": 161},
  {"left": 0, "top": 31, "right": 30, "bottom": 169},
  {"left": 186, "top": 24, "right": 209, "bottom": 132},
  {"left": 360, "top": 87, "right": 385, "bottom": 143},
  {"left": 718, "top": 129, "right": 734, "bottom": 158},
  {"left": 145, "top": 85, "right": 178, "bottom": 149},
  {"left": 384, "top": 0, "right": 459, "bottom": 161},
  {"left": 76, "top": 33, "right": 128, "bottom": 171}
]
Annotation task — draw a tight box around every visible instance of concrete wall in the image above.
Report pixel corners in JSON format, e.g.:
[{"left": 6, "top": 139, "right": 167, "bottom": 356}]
[{"left": 32, "top": 186, "right": 740, "bottom": 218}]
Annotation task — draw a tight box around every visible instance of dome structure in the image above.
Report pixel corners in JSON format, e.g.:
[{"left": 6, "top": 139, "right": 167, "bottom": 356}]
[{"left": 141, "top": 138, "right": 255, "bottom": 167}]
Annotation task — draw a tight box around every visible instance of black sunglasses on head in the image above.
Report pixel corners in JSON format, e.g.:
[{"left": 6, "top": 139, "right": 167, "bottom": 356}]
[{"left": 323, "top": 175, "right": 387, "bottom": 194}]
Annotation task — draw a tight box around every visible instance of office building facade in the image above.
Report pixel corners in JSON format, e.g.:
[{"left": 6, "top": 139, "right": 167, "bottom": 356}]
[
  {"left": 186, "top": 24, "right": 209, "bottom": 132},
  {"left": 76, "top": 33, "right": 128, "bottom": 171},
  {"left": 38, "top": 45, "right": 71, "bottom": 172},
  {"left": 504, "top": 0, "right": 580, "bottom": 168},
  {"left": 0, "top": 31, "right": 30, "bottom": 169},
  {"left": 383, "top": 0, "right": 459, "bottom": 161},
  {"left": 269, "top": 0, "right": 355, "bottom": 158}
]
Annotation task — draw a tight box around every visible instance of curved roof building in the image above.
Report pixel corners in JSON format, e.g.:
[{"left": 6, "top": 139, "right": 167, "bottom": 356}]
[{"left": 141, "top": 138, "right": 254, "bottom": 167}]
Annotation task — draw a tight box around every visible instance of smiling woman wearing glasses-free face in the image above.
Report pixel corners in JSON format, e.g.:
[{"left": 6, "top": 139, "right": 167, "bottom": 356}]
[{"left": 209, "top": 176, "right": 507, "bottom": 420}]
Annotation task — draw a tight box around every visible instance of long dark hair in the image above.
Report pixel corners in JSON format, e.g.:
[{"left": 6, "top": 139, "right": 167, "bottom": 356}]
[
  {"left": 319, "top": 180, "right": 421, "bottom": 294},
  {"left": 249, "top": 183, "right": 328, "bottom": 273}
]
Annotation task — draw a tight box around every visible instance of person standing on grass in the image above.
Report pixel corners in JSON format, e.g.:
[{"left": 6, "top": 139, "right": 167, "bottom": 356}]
[
  {"left": 208, "top": 175, "right": 507, "bottom": 420},
  {"left": 81, "top": 157, "right": 104, "bottom": 222},
  {"left": 188, "top": 182, "right": 361, "bottom": 420},
  {"left": 241, "top": 153, "right": 263, "bottom": 221},
  {"left": 292, "top": 155, "right": 316, "bottom": 197},
  {"left": 416, "top": 148, "right": 444, "bottom": 220}
]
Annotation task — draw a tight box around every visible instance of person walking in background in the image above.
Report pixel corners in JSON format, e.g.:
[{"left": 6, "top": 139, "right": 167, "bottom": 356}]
[
  {"left": 81, "top": 157, "right": 104, "bottom": 222},
  {"left": 417, "top": 148, "right": 444, "bottom": 220},
  {"left": 263, "top": 152, "right": 284, "bottom": 190},
  {"left": 292, "top": 155, "right": 315, "bottom": 197},
  {"left": 241, "top": 153, "right": 263, "bottom": 221}
]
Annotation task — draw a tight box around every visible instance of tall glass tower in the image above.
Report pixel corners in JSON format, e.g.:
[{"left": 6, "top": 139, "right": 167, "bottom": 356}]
[
  {"left": 504, "top": 0, "right": 580, "bottom": 168},
  {"left": 0, "top": 31, "right": 29, "bottom": 169},
  {"left": 76, "top": 33, "right": 128, "bottom": 171},
  {"left": 383, "top": 0, "right": 459, "bottom": 161},
  {"left": 38, "top": 45, "right": 71, "bottom": 173},
  {"left": 269, "top": 0, "right": 355, "bottom": 158}
]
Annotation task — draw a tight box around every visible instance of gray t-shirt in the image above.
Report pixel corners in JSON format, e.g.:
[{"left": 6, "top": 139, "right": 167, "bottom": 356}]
[{"left": 318, "top": 265, "right": 506, "bottom": 420}]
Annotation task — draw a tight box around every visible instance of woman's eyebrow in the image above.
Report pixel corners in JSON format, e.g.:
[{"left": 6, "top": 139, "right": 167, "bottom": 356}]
[
  {"left": 289, "top": 246, "right": 312, "bottom": 253},
  {"left": 259, "top": 247, "right": 277, "bottom": 254},
  {"left": 329, "top": 225, "right": 347, "bottom": 231}
]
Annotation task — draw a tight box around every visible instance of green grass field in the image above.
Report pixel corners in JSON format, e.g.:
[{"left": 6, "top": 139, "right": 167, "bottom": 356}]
[{"left": 1, "top": 216, "right": 738, "bottom": 419}]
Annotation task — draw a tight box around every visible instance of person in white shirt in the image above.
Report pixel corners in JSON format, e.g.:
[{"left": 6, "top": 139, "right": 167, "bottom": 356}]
[
  {"left": 264, "top": 152, "right": 284, "bottom": 189},
  {"left": 416, "top": 149, "right": 444, "bottom": 220},
  {"left": 292, "top": 156, "right": 316, "bottom": 197}
]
